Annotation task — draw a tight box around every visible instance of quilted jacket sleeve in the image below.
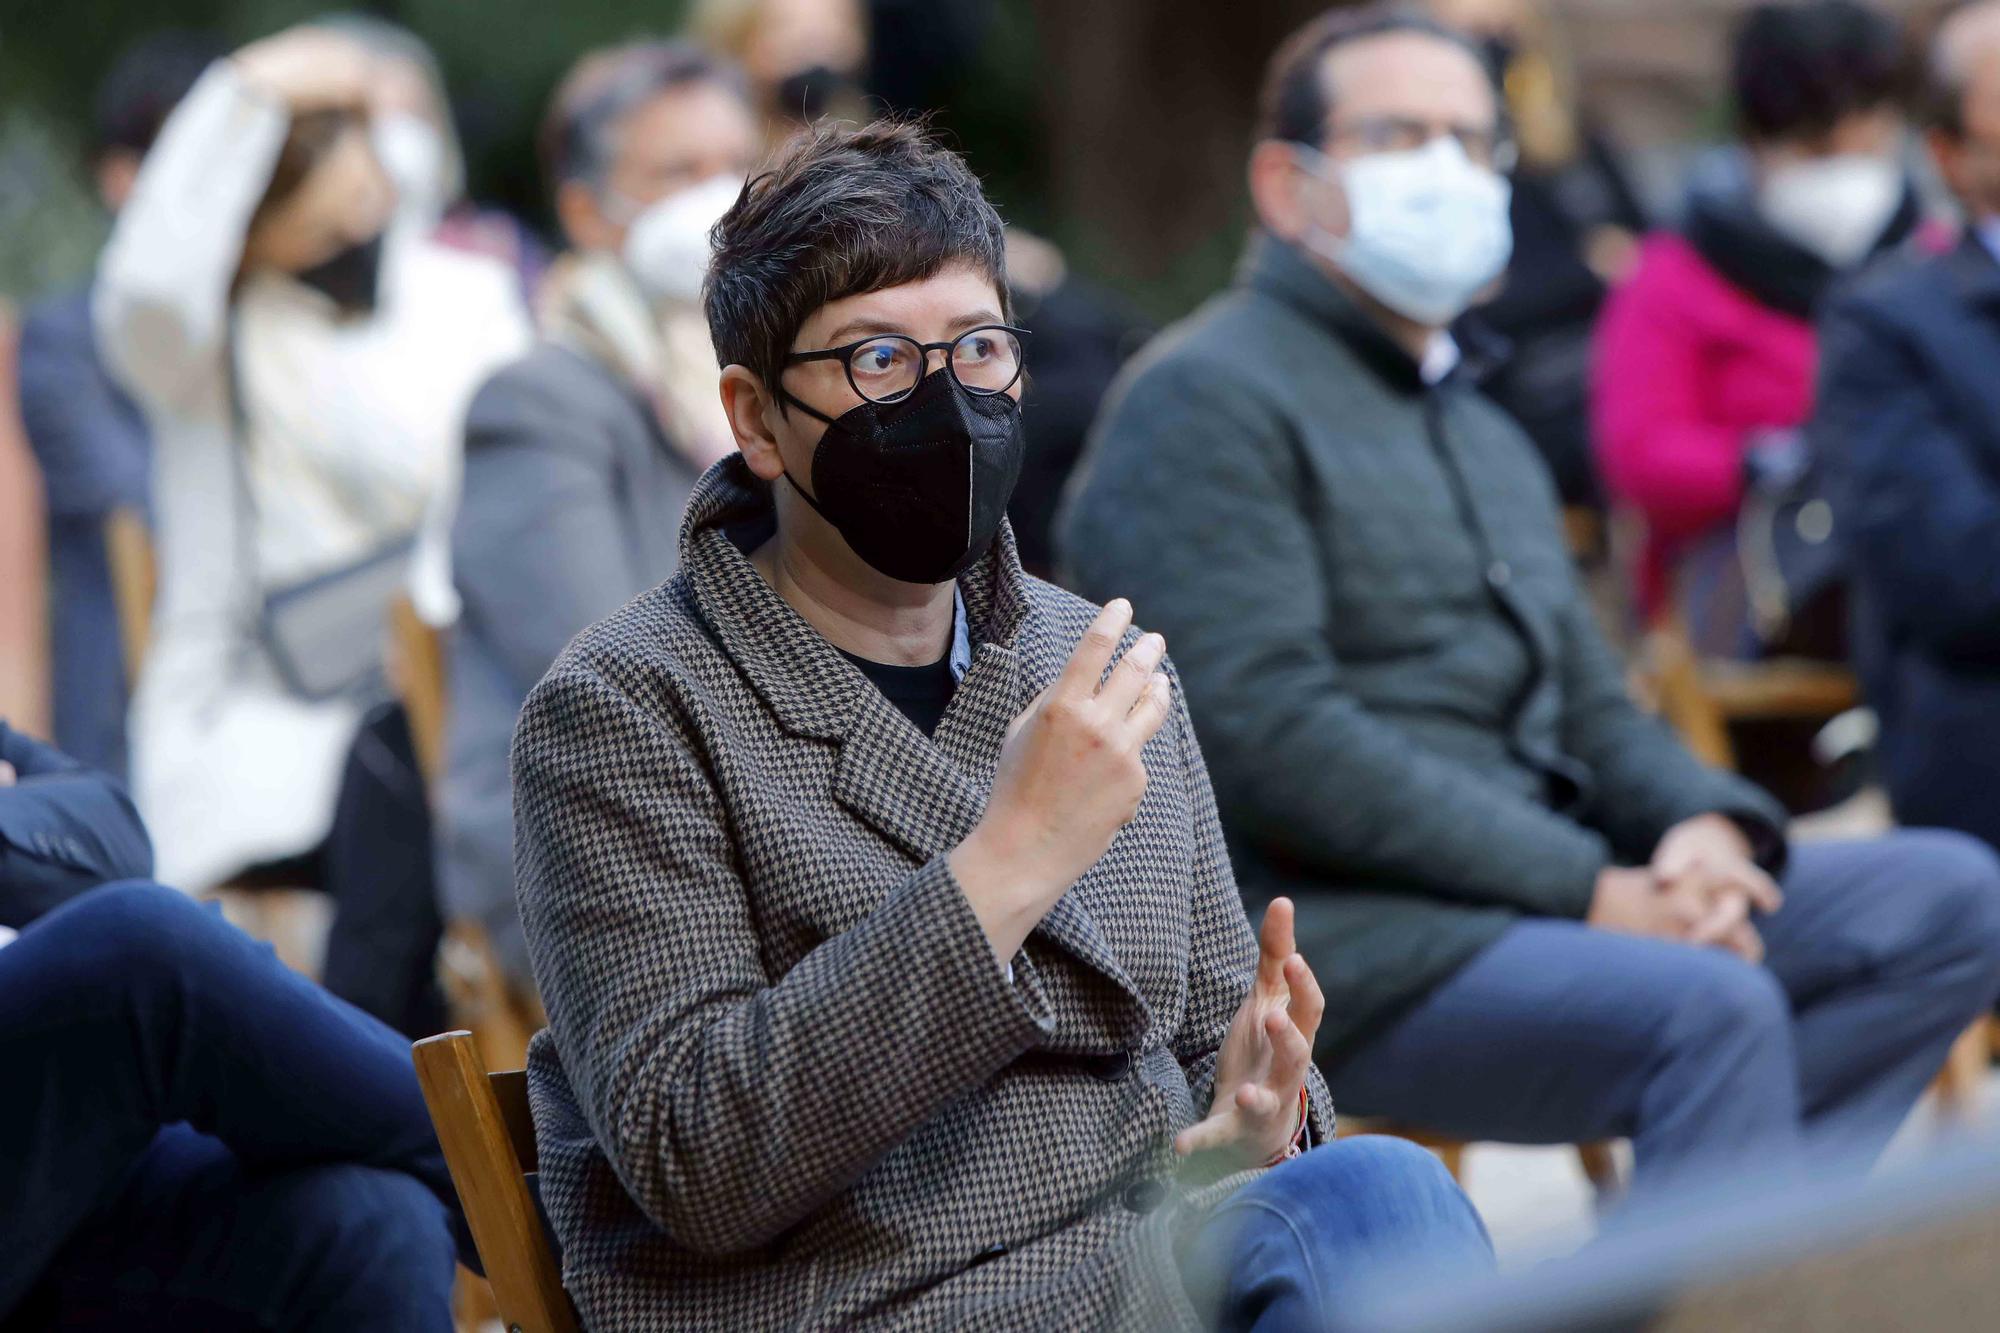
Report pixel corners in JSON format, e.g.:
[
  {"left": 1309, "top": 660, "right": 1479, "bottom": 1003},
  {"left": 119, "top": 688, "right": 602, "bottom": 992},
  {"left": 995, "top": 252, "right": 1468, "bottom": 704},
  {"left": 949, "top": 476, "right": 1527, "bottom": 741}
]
[
  {"left": 1064, "top": 367, "right": 1611, "bottom": 918},
  {"left": 1166, "top": 671, "right": 1335, "bottom": 1145},
  {"left": 1555, "top": 589, "right": 1789, "bottom": 869},
  {"left": 512, "top": 664, "right": 1055, "bottom": 1256}
]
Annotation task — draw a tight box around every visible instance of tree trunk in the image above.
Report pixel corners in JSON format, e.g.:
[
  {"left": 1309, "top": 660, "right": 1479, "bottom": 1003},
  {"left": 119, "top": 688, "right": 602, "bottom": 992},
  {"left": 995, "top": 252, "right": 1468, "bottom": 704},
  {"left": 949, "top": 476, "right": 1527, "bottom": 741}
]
[{"left": 1028, "top": 0, "right": 1330, "bottom": 318}]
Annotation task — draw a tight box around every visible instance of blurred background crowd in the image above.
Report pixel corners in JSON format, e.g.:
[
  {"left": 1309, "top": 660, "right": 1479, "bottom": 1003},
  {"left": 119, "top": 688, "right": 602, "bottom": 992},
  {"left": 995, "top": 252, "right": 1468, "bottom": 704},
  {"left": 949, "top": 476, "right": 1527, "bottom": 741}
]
[{"left": 7, "top": 0, "right": 2000, "bottom": 1324}]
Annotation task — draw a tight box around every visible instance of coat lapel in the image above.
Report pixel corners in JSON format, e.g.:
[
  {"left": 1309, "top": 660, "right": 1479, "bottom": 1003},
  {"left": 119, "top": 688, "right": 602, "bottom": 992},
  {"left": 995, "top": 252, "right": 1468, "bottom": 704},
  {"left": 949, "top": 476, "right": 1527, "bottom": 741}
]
[
  {"left": 679, "top": 458, "right": 1146, "bottom": 1005},
  {"left": 830, "top": 688, "right": 985, "bottom": 862}
]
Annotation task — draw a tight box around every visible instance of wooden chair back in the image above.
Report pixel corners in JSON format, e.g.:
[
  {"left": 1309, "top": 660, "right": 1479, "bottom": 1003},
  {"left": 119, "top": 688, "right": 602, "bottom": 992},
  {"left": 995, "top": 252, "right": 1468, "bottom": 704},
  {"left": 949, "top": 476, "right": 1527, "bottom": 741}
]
[
  {"left": 387, "top": 592, "right": 449, "bottom": 787},
  {"left": 1643, "top": 613, "right": 1859, "bottom": 771},
  {"left": 383, "top": 595, "right": 546, "bottom": 1072},
  {"left": 413, "top": 1030, "right": 578, "bottom": 1333},
  {"left": 105, "top": 506, "right": 156, "bottom": 692}
]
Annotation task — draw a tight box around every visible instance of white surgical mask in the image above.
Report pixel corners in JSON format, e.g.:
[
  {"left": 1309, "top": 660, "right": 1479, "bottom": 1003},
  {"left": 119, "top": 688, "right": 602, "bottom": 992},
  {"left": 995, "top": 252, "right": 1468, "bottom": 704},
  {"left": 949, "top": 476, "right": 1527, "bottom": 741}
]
[
  {"left": 1297, "top": 137, "right": 1514, "bottom": 327},
  {"left": 1758, "top": 154, "right": 1903, "bottom": 269},
  {"left": 622, "top": 174, "right": 744, "bottom": 303},
  {"left": 374, "top": 112, "right": 452, "bottom": 227}
]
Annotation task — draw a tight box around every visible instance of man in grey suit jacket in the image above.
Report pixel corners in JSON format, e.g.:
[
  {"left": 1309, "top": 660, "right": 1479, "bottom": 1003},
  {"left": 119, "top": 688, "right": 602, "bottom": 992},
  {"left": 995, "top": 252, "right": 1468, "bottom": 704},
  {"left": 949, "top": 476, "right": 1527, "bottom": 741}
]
[
  {"left": 512, "top": 119, "right": 1491, "bottom": 1330},
  {"left": 440, "top": 42, "right": 760, "bottom": 990}
]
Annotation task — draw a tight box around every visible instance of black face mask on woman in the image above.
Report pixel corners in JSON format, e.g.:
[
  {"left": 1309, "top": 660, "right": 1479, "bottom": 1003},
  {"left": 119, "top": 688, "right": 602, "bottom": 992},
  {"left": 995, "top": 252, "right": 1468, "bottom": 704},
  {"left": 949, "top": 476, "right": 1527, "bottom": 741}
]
[
  {"left": 781, "top": 368, "right": 1025, "bottom": 586},
  {"left": 294, "top": 231, "right": 386, "bottom": 314}
]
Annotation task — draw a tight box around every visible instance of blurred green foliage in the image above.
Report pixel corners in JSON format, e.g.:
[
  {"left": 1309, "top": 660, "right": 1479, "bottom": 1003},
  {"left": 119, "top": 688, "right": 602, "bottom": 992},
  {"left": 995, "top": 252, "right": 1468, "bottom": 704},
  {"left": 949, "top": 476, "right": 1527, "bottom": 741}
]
[{"left": 0, "top": 0, "right": 1052, "bottom": 304}]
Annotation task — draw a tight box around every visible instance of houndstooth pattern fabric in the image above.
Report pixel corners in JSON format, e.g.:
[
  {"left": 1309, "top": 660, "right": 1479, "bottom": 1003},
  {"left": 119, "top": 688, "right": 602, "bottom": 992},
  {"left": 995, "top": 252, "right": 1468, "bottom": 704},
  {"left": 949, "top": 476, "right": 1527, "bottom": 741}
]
[{"left": 511, "top": 455, "right": 1335, "bottom": 1331}]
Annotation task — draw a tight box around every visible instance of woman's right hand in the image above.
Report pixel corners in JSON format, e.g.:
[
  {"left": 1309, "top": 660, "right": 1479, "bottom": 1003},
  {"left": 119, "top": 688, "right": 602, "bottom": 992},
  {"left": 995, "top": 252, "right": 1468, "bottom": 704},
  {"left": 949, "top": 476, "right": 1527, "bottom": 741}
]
[
  {"left": 950, "top": 598, "right": 1173, "bottom": 964},
  {"left": 233, "top": 27, "right": 374, "bottom": 113}
]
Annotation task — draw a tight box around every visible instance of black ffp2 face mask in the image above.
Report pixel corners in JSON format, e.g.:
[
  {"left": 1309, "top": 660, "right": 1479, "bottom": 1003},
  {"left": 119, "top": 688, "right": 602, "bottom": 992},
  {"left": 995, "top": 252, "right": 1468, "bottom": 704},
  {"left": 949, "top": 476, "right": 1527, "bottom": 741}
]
[
  {"left": 782, "top": 368, "right": 1025, "bottom": 586},
  {"left": 293, "top": 231, "right": 386, "bottom": 314}
]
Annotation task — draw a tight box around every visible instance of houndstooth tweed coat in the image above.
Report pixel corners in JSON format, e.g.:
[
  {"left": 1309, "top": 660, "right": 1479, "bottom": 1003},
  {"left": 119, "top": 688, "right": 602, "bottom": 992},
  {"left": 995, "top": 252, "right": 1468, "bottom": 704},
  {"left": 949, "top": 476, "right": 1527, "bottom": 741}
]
[{"left": 511, "top": 456, "right": 1336, "bottom": 1331}]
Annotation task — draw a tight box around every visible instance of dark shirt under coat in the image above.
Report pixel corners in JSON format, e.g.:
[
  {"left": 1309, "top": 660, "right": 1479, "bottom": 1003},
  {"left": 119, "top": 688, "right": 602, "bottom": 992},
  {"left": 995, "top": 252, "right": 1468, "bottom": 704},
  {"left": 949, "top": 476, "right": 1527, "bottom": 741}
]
[{"left": 1060, "top": 233, "right": 1785, "bottom": 1062}]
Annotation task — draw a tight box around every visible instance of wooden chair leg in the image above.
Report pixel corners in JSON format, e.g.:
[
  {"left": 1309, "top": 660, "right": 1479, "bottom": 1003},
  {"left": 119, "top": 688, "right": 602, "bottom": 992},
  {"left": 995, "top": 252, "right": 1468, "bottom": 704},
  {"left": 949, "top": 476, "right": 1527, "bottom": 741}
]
[
  {"left": 1574, "top": 1140, "right": 1623, "bottom": 1202},
  {"left": 1933, "top": 1018, "right": 1992, "bottom": 1125},
  {"left": 454, "top": 1266, "right": 499, "bottom": 1333},
  {"left": 1433, "top": 1140, "right": 1467, "bottom": 1184}
]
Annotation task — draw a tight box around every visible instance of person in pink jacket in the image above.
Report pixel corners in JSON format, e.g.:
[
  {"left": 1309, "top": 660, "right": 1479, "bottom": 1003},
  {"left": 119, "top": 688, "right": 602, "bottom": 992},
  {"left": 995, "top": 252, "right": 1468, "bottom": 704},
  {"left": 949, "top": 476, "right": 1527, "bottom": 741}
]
[{"left": 1593, "top": 0, "right": 1916, "bottom": 640}]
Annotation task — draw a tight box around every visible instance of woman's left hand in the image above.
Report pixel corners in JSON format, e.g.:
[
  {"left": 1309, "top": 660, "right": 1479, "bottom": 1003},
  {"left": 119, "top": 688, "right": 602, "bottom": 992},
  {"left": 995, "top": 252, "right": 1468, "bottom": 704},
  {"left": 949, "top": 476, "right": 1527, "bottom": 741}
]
[{"left": 1175, "top": 897, "right": 1324, "bottom": 1167}]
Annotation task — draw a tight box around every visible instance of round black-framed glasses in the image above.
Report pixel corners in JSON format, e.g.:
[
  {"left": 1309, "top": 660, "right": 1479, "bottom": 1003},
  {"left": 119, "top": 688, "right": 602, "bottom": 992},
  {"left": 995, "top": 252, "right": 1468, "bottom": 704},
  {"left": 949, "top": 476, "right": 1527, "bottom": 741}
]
[{"left": 785, "top": 324, "right": 1030, "bottom": 405}]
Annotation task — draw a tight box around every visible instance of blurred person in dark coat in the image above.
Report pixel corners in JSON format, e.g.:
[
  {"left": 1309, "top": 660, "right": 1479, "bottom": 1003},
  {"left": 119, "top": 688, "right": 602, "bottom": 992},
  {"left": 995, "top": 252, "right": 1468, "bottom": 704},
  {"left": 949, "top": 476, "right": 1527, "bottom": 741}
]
[
  {"left": 17, "top": 30, "right": 219, "bottom": 778},
  {"left": 1815, "top": 1, "right": 2000, "bottom": 854},
  {"left": 439, "top": 41, "right": 758, "bottom": 995},
  {"left": 0, "top": 722, "right": 461, "bottom": 1330},
  {"left": 1063, "top": 4, "right": 2000, "bottom": 1203},
  {"left": 1434, "top": 0, "right": 1647, "bottom": 509}
]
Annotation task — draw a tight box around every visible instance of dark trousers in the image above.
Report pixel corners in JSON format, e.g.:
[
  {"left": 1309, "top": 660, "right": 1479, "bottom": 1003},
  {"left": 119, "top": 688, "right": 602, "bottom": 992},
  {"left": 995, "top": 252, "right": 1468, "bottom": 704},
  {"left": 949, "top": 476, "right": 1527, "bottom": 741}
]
[
  {"left": 319, "top": 701, "right": 446, "bottom": 1038},
  {"left": 1327, "top": 831, "right": 2000, "bottom": 1200},
  {"left": 245, "top": 702, "right": 446, "bottom": 1038},
  {"left": 0, "top": 883, "right": 458, "bottom": 1331},
  {"left": 1183, "top": 1136, "right": 1494, "bottom": 1331}
]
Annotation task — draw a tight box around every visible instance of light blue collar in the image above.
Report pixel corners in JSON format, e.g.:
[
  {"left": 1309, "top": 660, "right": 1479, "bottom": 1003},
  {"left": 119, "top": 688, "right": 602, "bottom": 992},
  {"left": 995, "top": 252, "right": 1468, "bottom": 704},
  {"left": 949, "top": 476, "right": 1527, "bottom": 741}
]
[
  {"left": 948, "top": 586, "right": 973, "bottom": 683},
  {"left": 1981, "top": 218, "right": 2000, "bottom": 270}
]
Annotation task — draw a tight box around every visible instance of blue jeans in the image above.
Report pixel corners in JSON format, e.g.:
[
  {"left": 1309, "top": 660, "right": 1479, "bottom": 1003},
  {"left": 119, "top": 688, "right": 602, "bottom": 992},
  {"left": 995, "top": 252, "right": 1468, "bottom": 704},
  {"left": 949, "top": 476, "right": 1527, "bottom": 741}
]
[
  {"left": 1329, "top": 831, "right": 2000, "bottom": 1200},
  {"left": 1185, "top": 1136, "right": 1495, "bottom": 1332},
  {"left": 0, "top": 883, "right": 458, "bottom": 1331}
]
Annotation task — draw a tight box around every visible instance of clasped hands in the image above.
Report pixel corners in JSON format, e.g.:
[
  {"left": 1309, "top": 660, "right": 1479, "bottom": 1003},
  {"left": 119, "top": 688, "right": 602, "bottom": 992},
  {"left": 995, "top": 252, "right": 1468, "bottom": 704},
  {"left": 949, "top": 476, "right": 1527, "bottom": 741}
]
[{"left": 1589, "top": 814, "right": 1783, "bottom": 963}]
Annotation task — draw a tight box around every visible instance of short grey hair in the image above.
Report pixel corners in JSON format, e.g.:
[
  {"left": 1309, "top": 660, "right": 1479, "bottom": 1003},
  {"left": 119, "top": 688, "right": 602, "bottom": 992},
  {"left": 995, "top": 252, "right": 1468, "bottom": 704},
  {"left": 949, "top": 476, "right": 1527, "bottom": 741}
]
[
  {"left": 539, "top": 40, "right": 749, "bottom": 198},
  {"left": 1924, "top": 0, "right": 2000, "bottom": 135}
]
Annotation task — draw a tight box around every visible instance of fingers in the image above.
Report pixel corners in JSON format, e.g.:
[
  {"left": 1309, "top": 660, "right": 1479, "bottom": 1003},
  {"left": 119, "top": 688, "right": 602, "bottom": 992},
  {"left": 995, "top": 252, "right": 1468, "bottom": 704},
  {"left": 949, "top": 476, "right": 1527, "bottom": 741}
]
[
  {"left": 1235, "top": 1079, "right": 1284, "bottom": 1118},
  {"left": 1099, "top": 631, "right": 1165, "bottom": 716},
  {"left": 1661, "top": 850, "right": 1784, "bottom": 918},
  {"left": 1726, "top": 862, "right": 1785, "bottom": 916},
  {"left": 1007, "top": 684, "right": 1054, "bottom": 743},
  {"left": 1689, "top": 889, "right": 1750, "bottom": 947},
  {"left": 1660, "top": 880, "right": 1706, "bottom": 935},
  {"left": 1262, "top": 1008, "right": 1312, "bottom": 1099},
  {"left": 1128, "top": 670, "right": 1173, "bottom": 740},
  {"left": 1285, "top": 954, "right": 1325, "bottom": 1045},
  {"left": 1258, "top": 898, "right": 1296, "bottom": 990},
  {"left": 1175, "top": 1111, "right": 1236, "bottom": 1157},
  {"left": 0, "top": 760, "right": 14, "bottom": 788},
  {"left": 1055, "top": 599, "right": 1133, "bottom": 701},
  {"left": 1726, "top": 921, "right": 1766, "bottom": 965}
]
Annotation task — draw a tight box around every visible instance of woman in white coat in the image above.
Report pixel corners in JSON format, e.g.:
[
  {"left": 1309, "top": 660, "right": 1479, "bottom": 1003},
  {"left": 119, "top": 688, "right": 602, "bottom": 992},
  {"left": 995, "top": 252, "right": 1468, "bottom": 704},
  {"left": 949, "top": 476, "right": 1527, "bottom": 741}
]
[{"left": 95, "top": 26, "right": 530, "bottom": 893}]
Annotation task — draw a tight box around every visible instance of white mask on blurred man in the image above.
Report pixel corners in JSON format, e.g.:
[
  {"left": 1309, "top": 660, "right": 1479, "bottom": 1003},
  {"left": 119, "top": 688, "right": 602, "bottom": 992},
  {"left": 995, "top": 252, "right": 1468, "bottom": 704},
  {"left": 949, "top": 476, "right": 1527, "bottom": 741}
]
[
  {"left": 1758, "top": 154, "right": 1903, "bottom": 269},
  {"left": 374, "top": 111, "right": 452, "bottom": 228},
  {"left": 1296, "top": 136, "right": 1514, "bottom": 327},
  {"left": 622, "top": 174, "right": 745, "bottom": 303}
]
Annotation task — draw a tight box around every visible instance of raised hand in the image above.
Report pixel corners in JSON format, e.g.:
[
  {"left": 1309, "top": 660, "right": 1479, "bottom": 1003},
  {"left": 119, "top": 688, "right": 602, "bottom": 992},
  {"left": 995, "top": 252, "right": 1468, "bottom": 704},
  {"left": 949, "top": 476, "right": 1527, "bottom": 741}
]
[
  {"left": 233, "top": 27, "right": 375, "bottom": 113},
  {"left": 1175, "top": 898, "right": 1324, "bottom": 1168},
  {"left": 950, "top": 598, "right": 1174, "bottom": 965}
]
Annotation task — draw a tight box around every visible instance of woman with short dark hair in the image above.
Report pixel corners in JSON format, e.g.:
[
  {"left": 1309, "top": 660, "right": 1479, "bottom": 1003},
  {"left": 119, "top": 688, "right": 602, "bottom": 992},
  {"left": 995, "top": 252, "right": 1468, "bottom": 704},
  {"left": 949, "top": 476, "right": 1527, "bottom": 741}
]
[{"left": 512, "top": 119, "right": 1491, "bottom": 1331}]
